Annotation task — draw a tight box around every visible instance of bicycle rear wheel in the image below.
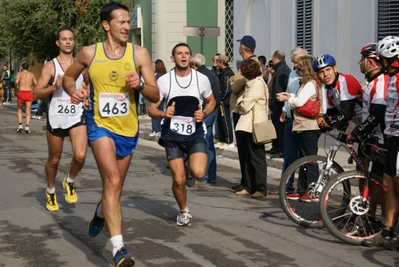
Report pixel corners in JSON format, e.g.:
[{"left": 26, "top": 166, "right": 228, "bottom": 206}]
[
  {"left": 279, "top": 155, "right": 345, "bottom": 228},
  {"left": 320, "top": 171, "right": 384, "bottom": 245}
]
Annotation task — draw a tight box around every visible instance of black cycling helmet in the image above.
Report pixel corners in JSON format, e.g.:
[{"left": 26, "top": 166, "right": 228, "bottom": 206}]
[{"left": 312, "top": 54, "right": 336, "bottom": 72}]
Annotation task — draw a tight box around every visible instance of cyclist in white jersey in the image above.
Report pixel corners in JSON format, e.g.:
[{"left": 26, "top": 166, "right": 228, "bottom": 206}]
[
  {"left": 148, "top": 43, "right": 216, "bottom": 226},
  {"left": 33, "top": 27, "right": 89, "bottom": 213},
  {"left": 312, "top": 54, "right": 363, "bottom": 132},
  {"left": 364, "top": 36, "right": 399, "bottom": 249}
]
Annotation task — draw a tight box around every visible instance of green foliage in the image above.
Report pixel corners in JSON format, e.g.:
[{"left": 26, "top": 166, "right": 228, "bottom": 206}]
[{"left": 0, "top": 0, "right": 126, "bottom": 61}]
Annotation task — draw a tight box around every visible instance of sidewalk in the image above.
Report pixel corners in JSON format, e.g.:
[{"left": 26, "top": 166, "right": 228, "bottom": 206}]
[{"left": 137, "top": 114, "right": 355, "bottom": 171}]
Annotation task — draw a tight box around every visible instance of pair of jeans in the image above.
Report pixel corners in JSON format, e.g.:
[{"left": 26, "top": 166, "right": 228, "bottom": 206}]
[
  {"left": 197, "top": 110, "right": 217, "bottom": 182},
  {"left": 281, "top": 118, "right": 300, "bottom": 193},
  {"left": 3, "top": 83, "right": 11, "bottom": 102},
  {"left": 297, "top": 130, "right": 321, "bottom": 194},
  {"left": 151, "top": 99, "right": 164, "bottom": 133}
]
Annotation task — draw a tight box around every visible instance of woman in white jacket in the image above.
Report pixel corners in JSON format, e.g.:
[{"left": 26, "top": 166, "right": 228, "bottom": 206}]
[
  {"left": 235, "top": 58, "right": 268, "bottom": 198},
  {"left": 277, "top": 55, "right": 322, "bottom": 202}
]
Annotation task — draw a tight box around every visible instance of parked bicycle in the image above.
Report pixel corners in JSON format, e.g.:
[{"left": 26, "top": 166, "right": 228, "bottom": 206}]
[
  {"left": 319, "top": 135, "right": 386, "bottom": 245},
  {"left": 279, "top": 131, "right": 352, "bottom": 228}
]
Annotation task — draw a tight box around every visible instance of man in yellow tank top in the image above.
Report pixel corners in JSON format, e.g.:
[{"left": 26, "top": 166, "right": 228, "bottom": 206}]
[{"left": 63, "top": 2, "right": 159, "bottom": 266}]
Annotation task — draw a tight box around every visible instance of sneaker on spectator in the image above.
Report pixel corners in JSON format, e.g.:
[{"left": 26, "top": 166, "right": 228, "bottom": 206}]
[
  {"left": 221, "top": 143, "right": 235, "bottom": 149},
  {"left": 113, "top": 247, "right": 135, "bottom": 267},
  {"left": 176, "top": 211, "right": 192, "bottom": 226},
  {"left": 214, "top": 142, "right": 226, "bottom": 148},
  {"left": 298, "top": 194, "right": 319, "bottom": 202},
  {"left": 36, "top": 116, "right": 42, "bottom": 120},
  {"left": 286, "top": 192, "right": 300, "bottom": 200},
  {"left": 25, "top": 126, "right": 30, "bottom": 134},
  {"left": 46, "top": 191, "right": 59, "bottom": 211},
  {"left": 63, "top": 176, "right": 77, "bottom": 203},
  {"left": 87, "top": 201, "right": 105, "bottom": 237},
  {"left": 16, "top": 125, "right": 23, "bottom": 133}
]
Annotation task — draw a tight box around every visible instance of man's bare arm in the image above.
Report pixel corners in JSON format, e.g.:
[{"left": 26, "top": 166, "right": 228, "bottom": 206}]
[
  {"left": 33, "top": 62, "right": 57, "bottom": 100},
  {"left": 63, "top": 46, "right": 93, "bottom": 104},
  {"left": 135, "top": 45, "right": 159, "bottom": 103}
]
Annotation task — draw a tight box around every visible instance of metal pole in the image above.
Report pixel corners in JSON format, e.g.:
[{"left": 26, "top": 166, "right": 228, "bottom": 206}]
[{"left": 199, "top": 27, "right": 204, "bottom": 54}]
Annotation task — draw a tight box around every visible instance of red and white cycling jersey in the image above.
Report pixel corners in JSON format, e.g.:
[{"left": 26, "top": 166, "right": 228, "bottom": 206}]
[
  {"left": 362, "top": 73, "right": 389, "bottom": 143},
  {"left": 385, "top": 71, "right": 399, "bottom": 137},
  {"left": 325, "top": 72, "right": 363, "bottom": 125}
]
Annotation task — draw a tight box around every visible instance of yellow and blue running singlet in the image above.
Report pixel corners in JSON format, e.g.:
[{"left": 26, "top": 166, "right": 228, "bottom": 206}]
[{"left": 87, "top": 42, "right": 139, "bottom": 137}]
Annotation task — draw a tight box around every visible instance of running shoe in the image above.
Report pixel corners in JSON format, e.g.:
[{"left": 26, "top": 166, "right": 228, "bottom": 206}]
[
  {"left": 25, "top": 126, "right": 30, "bottom": 134},
  {"left": 113, "top": 247, "right": 135, "bottom": 267},
  {"left": 87, "top": 201, "right": 105, "bottom": 237},
  {"left": 63, "top": 176, "right": 77, "bottom": 203},
  {"left": 16, "top": 125, "right": 23, "bottom": 133},
  {"left": 46, "top": 191, "right": 59, "bottom": 211},
  {"left": 176, "top": 211, "right": 192, "bottom": 226}
]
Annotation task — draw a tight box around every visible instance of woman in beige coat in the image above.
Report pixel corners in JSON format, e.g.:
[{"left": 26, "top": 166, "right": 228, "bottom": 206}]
[{"left": 235, "top": 58, "right": 268, "bottom": 198}]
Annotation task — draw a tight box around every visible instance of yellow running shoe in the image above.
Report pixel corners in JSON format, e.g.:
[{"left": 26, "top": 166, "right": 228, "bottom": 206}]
[
  {"left": 46, "top": 191, "right": 59, "bottom": 211},
  {"left": 63, "top": 176, "right": 78, "bottom": 204}
]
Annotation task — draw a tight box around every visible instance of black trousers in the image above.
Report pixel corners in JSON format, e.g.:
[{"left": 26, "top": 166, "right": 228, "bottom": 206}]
[
  {"left": 233, "top": 112, "right": 248, "bottom": 184},
  {"left": 241, "top": 132, "right": 267, "bottom": 195}
]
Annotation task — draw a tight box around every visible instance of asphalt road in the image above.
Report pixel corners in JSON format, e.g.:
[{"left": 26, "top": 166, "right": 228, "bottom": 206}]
[{"left": 0, "top": 104, "right": 397, "bottom": 267}]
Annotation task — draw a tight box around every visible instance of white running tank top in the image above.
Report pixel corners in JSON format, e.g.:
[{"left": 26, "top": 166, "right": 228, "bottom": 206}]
[{"left": 48, "top": 58, "right": 84, "bottom": 129}]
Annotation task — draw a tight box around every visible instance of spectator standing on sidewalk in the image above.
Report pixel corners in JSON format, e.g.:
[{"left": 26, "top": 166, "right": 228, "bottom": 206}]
[
  {"left": 235, "top": 58, "right": 268, "bottom": 198},
  {"left": 63, "top": 2, "right": 159, "bottom": 266},
  {"left": 190, "top": 53, "right": 220, "bottom": 185},
  {"left": 1, "top": 64, "right": 12, "bottom": 104},
  {"left": 268, "top": 50, "right": 291, "bottom": 159},
  {"left": 269, "top": 47, "right": 308, "bottom": 195},
  {"left": 277, "top": 55, "right": 322, "bottom": 201},
  {"left": 149, "top": 59, "right": 167, "bottom": 137},
  {"left": 229, "top": 35, "right": 257, "bottom": 192},
  {"left": 214, "top": 54, "right": 235, "bottom": 149}
]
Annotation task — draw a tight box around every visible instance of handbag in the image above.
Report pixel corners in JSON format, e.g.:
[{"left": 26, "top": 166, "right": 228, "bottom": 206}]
[
  {"left": 252, "top": 113, "right": 276, "bottom": 145},
  {"left": 297, "top": 81, "right": 321, "bottom": 118}
]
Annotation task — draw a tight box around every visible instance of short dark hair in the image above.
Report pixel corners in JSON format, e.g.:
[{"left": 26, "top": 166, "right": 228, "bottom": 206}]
[
  {"left": 56, "top": 27, "right": 74, "bottom": 40},
  {"left": 258, "top": 55, "right": 267, "bottom": 65},
  {"left": 171, "top": 43, "right": 192, "bottom": 56},
  {"left": 273, "top": 50, "right": 285, "bottom": 61},
  {"left": 22, "top": 63, "right": 29, "bottom": 70},
  {"left": 100, "top": 1, "right": 129, "bottom": 23}
]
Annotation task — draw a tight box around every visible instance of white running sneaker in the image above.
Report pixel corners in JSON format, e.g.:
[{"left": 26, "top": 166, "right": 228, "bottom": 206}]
[
  {"left": 176, "top": 212, "right": 192, "bottom": 226},
  {"left": 16, "top": 125, "right": 23, "bottom": 133},
  {"left": 25, "top": 126, "right": 30, "bottom": 134}
]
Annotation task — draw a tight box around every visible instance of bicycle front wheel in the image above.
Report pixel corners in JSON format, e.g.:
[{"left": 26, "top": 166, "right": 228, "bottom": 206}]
[
  {"left": 320, "top": 171, "right": 384, "bottom": 245},
  {"left": 279, "top": 155, "right": 345, "bottom": 228}
]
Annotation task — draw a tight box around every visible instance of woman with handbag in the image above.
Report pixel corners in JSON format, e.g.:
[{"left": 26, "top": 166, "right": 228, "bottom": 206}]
[
  {"left": 276, "top": 55, "right": 322, "bottom": 202},
  {"left": 235, "top": 58, "right": 270, "bottom": 198}
]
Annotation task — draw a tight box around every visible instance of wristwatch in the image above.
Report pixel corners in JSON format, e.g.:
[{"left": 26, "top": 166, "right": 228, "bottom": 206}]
[{"left": 137, "top": 80, "right": 145, "bottom": 91}]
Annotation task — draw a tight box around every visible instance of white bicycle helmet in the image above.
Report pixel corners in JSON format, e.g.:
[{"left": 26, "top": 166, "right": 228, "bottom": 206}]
[{"left": 376, "top": 36, "right": 399, "bottom": 58}]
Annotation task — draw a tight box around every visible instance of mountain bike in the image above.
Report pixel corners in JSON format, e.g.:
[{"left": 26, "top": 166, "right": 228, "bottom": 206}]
[
  {"left": 319, "top": 136, "right": 386, "bottom": 245},
  {"left": 279, "top": 131, "right": 352, "bottom": 228}
]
